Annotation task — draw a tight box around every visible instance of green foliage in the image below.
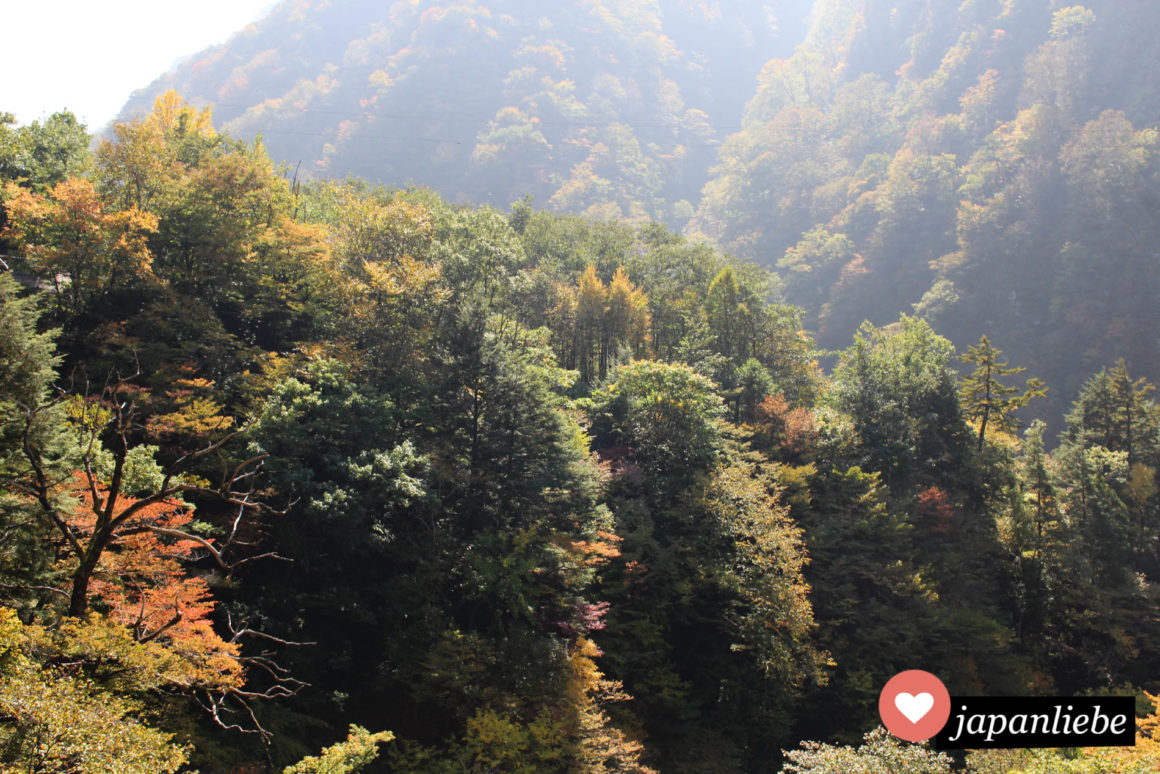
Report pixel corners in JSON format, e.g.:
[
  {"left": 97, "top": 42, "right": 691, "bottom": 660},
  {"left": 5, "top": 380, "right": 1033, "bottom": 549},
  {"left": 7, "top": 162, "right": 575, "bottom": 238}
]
[
  {"left": 7, "top": 67, "right": 1160, "bottom": 770},
  {"left": 0, "top": 272, "right": 60, "bottom": 433},
  {"left": 0, "top": 608, "right": 189, "bottom": 773},
  {"left": 960, "top": 335, "right": 1046, "bottom": 450},
  {"left": 830, "top": 315, "right": 968, "bottom": 493},
  {"left": 0, "top": 111, "right": 91, "bottom": 191},
  {"left": 781, "top": 727, "right": 952, "bottom": 774},
  {"left": 0, "top": 272, "right": 64, "bottom": 614},
  {"left": 1040, "top": 362, "right": 1160, "bottom": 690},
  {"left": 585, "top": 360, "right": 724, "bottom": 480},
  {"left": 736, "top": 358, "right": 776, "bottom": 423},
  {"left": 701, "top": 463, "right": 828, "bottom": 690},
  {"left": 690, "top": 0, "right": 1160, "bottom": 430},
  {"left": 283, "top": 725, "right": 393, "bottom": 774}
]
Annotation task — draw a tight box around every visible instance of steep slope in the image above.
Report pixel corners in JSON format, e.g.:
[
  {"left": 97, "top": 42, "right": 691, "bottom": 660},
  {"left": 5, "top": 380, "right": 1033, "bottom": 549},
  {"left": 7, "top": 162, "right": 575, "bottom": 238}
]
[
  {"left": 693, "top": 0, "right": 1160, "bottom": 421},
  {"left": 118, "top": 0, "right": 812, "bottom": 225}
]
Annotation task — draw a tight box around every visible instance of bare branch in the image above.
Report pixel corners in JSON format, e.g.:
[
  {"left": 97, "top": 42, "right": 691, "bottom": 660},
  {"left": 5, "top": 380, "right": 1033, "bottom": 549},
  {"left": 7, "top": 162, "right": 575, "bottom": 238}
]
[
  {"left": 230, "top": 628, "right": 316, "bottom": 648},
  {"left": 195, "top": 692, "right": 273, "bottom": 742},
  {"left": 138, "top": 611, "right": 183, "bottom": 644},
  {"left": 143, "top": 525, "right": 230, "bottom": 572},
  {"left": 0, "top": 582, "right": 70, "bottom": 601}
]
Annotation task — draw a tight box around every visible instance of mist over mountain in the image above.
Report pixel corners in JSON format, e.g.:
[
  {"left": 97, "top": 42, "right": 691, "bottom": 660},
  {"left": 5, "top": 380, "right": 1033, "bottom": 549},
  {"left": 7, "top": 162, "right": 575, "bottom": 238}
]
[
  {"left": 692, "top": 0, "right": 1160, "bottom": 421},
  {"left": 119, "top": 0, "right": 1160, "bottom": 421},
  {"left": 8, "top": 2, "right": 1160, "bottom": 771},
  {"left": 119, "top": 0, "right": 812, "bottom": 225}
]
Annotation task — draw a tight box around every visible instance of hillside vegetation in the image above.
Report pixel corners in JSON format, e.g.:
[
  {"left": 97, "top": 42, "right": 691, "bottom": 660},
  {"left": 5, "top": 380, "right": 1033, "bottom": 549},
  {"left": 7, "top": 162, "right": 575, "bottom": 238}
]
[
  {"left": 1, "top": 93, "right": 1159, "bottom": 772},
  {"left": 120, "top": 1, "right": 1160, "bottom": 428},
  {"left": 2, "top": 0, "right": 1160, "bottom": 770},
  {"left": 693, "top": 0, "right": 1160, "bottom": 422},
  {"left": 120, "top": 0, "right": 810, "bottom": 225}
]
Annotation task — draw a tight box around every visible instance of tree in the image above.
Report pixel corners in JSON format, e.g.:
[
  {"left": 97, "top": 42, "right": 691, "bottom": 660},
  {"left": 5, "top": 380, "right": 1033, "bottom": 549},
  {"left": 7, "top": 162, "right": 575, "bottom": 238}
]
[
  {"left": 559, "top": 264, "right": 651, "bottom": 384},
  {"left": 1051, "top": 6, "right": 1096, "bottom": 40},
  {"left": 95, "top": 90, "right": 216, "bottom": 212},
  {"left": 2, "top": 177, "right": 158, "bottom": 321},
  {"left": 11, "top": 376, "right": 268, "bottom": 620},
  {"left": 0, "top": 608, "right": 189, "bottom": 773},
  {"left": 584, "top": 360, "right": 724, "bottom": 482},
  {"left": 283, "top": 726, "right": 393, "bottom": 774},
  {"left": 0, "top": 111, "right": 90, "bottom": 192},
  {"left": 960, "top": 335, "right": 1046, "bottom": 451},
  {"left": 1046, "top": 364, "right": 1160, "bottom": 690},
  {"left": 735, "top": 357, "right": 775, "bottom": 423},
  {"left": 0, "top": 271, "right": 307, "bottom": 751},
  {"left": 706, "top": 266, "right": 743, "bottom": 361},
  {"left": 0, "top": 272, "right": 64, "bottom": 613},
  {"left": 603, "top": 266, "right": 650, "bottom": 378},
  {"left": 781, "top": 727, "right": 952, "bottom": 774},
  {"left": 830, "top": 315, "right": 970, "bottom": 494},
  {"left": 576, "top": 264, "right": 607, "bottom": 383},
  {"left": 65, "top": 475, "right": 245, "bottom": 687},
  {"left": 569, "top": 636, "right": 657, "bottom": 774}
]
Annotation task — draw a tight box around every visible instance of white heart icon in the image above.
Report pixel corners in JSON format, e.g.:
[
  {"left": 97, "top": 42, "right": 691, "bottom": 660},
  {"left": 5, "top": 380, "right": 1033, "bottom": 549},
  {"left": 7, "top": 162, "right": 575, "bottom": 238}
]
[{"left": 894, "top": 692, "right": 934, "bottom": 724}]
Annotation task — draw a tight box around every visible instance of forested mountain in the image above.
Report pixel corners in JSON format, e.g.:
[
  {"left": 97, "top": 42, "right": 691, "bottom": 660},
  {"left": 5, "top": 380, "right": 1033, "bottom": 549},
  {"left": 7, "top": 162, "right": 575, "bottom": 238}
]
[
  {"left": 3, "top": 94, "right": 1160, "bottom": 772},
  {"left": 119, "top": 0, "right": 1160, "bottom": 431},
  {"left": 692, "top": 0, "right": 1160, "bottom": 423},
  {"left": 118, "top": 0, "right": 811, "bottom": 224},
  {"left": 4, "top": 1, "right": 1160, "bottom": 771}
]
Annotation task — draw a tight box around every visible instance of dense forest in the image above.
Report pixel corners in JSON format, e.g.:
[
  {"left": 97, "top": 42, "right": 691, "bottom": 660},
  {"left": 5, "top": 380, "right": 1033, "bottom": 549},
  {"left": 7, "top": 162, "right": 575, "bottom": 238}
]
[
  {"left": 691, "top": 0, "right": 1160, "bottom": 429},
  {"left": 121, "top": 0, "right": 1160, "bottom": 433},
  {"left": 3, "top": 0, "right": 1160, "bottom": 771},
  {"left": 2, "top": 91, "right": 1159, "bottom": 772}
]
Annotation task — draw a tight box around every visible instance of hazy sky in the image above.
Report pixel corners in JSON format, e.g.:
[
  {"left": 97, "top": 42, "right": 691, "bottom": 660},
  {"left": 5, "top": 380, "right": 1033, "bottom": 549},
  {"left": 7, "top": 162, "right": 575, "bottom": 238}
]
[{"left": 6, "top": 0, "right": 278, "bottom": 130}]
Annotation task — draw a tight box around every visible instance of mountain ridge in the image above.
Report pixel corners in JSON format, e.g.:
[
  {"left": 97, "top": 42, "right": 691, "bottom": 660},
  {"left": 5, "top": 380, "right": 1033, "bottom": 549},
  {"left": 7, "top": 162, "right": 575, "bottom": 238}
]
[
  {"left": 118, "top": 0, "right": 812, "bottom": 226},
  {"left": 115, "top": 0, "right": 1160, "bottom": 428}
]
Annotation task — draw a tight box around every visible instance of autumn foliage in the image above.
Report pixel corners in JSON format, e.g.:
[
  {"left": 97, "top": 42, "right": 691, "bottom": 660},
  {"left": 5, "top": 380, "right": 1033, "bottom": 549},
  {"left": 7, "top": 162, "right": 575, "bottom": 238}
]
[{"left": 65, "top": 476, "right": 243, "bottom": 690}]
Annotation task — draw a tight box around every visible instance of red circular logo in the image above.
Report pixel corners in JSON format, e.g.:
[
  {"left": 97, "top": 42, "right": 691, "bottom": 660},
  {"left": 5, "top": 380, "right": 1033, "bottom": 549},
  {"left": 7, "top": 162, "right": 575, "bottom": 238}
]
[{"left": 878, "top": 670, "right": 952, "bottom": 742}]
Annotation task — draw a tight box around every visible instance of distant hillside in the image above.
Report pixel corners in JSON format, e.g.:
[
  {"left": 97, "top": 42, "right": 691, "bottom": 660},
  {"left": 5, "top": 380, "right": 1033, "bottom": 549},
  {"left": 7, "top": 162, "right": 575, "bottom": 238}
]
[
  {"left": 119, "top": 0, "right": 1160, "bottom": 425},
  {"left": 692, "top": 0, "right": 1160, "bottom": 421},
  {"left": 118, "top": 0, "right": 812, "bottom": 225}
]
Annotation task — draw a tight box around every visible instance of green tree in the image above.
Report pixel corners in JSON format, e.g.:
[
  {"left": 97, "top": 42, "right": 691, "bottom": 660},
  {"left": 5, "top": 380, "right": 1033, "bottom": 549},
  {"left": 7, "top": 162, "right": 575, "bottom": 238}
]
[
  {"left": 0, "top": 111, "right": 90, "bottom": 191},
  {"left": 830, "top": 315, "right": 970, "bottom": 494},
  {"left": 585, "top": 360, "right": 724, "bottom": 483},
  {"left": 1046, "top": 364, "right": 1160, "bottom": 690},
  {"left": 736, "top": 357, "right": 776, "bottom": 423},
  {"left": 0, "top": 272, "right": 63, "bottom": 614},
  {"left": 283, "top": 726, "right": 393, "bottom": 774},
  {"left": 781, "top": 727, "right": 952, "bottom": 774},
  {"left": 960, "top": 335, "right": 1046, "bottom": 451}
]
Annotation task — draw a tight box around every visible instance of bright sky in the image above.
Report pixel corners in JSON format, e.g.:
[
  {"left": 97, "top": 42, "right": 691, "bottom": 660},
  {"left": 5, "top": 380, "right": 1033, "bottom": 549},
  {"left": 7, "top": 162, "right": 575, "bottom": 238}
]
[{"left": 5, "top": 0, "right": 278, "bottom": 130}]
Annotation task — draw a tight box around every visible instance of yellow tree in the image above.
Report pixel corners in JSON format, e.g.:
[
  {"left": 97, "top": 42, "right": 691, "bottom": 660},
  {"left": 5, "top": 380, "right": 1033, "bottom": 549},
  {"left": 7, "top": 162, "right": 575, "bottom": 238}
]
[
  {"left": 1086, "top": 692, "right": 1160, "bottom": 771},
  {"left": 603, "top": 265, "right": 650, "bottom": 376},
  {"left": 576, "top": 264, "right": 607, "bottom": 383},
  {"left": 569, "top": 637, "right": 657, "bottom": 773},
  {"left": 96, "top": 90, "right": 215, "bottom": 211},
  {"left": 2, "top": 176, "right": 158, "bottom": 318},
  {"left": 0, "top": 608, "right": 190, "bottom": 773},
  {"left": 572, "top": 264, "right": 649, "bottom": 383}
]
